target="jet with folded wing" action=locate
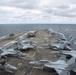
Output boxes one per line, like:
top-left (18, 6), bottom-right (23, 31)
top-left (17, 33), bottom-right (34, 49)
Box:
top-left (29, 55), bottom-right (66, 67)
top-left (16, 38), bottom-right (38, 45)
top-left (44, 57), bottom-right (76, 74)
top-left (51, 49), bottom-right (76, 59)
top-left (48, 28), bottom-right (66, 40)
top-left (0, 59), bottom-right (17, 73)
top-left (16, 38), bottom-right (37, 50)
top-left (42, 41), bottom-right (71, 50)
top-left (17, 42), bottom-right (36, 50)
top-left (29, 55), bottom-right (76, 75)
top-left (42, 36), bottom-right (75, 50)
top-left (0, 46), bottom-right (26, 58)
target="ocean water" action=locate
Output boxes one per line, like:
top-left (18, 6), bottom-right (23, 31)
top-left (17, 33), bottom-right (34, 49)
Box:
top-left (0, 24), bottom-right (76, 37)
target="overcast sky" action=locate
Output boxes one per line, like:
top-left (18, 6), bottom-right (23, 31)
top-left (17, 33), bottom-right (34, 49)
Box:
top-left (0, 0), bottom-right (76, 24)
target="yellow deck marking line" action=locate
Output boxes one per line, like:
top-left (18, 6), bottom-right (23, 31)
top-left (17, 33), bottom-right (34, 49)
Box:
top-left (13, 33), bottom-right (23, 36)
top-left (30, 68), bottom-right (34, 75)
top-left (18, 62), bottom-right (22, 66)
top-left (19, 51), bottom-right (36, 60)
top-left (4, 32), bottom-right (27, 47)
top-left (28, 52), bottom-right (36, 58)
top-left (31, 70), bottom-right (36, 75)
top-left (0, 36), bottom-right (6, 39)
top-left (0, 33), bottom-right (23, 47)
top-left (5, 41), bottom-right (15, 46)
top-left (20, 33), bottom-right (27, 38)
top-left (33, 67), bottom-right (43, 70)
top-left (0, 33), bottom-right (22, 40)
top-left (30, 66), bottom-right (43, 75)
top-left (28, 51), bottom-right (36, 58)
top-left (31, 52), bottom-right (36, 58)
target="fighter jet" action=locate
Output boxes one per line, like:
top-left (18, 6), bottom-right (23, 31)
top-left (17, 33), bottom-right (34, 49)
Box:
top-left (51, 42), bottom-right (71, 50)
top-left (29, 55), bottom-right (66, 67)
top-left (42, 41), bottom-right (71, 50)
top-left (0, 46), bottom-right (26, 58)
top-left (16, 38), bottom-right (38, 45)
top-left (17, 42), bottom-right (36, 50)
top-left (0, 58), bottom-right (17, 73)
top-left (44, 58), bottom-right (76, 74)
top-left (48, 28), bottom-right (75, 44)
top-left (42, 36), bottom-right (75, 50)
top-left (50, 49), bottom-right (76, 59)
top-left (29, 55), bottom-right (76, 75)
top-left (16, 38), bottom-right (37, 50)
top-left (48, 28), bottom-right (66, 40)
top-left (64, 32), bottom-right (73, 41)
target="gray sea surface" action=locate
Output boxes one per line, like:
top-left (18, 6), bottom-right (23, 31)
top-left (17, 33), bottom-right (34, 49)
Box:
top-left (0, 24), bottom-right (76, 37)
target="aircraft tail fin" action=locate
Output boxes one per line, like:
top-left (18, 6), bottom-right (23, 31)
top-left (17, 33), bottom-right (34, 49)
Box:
top-left (59, 55), bottom-right (66, 60)
top-left (69, 37), bottom-right (75, 45)
top-left (60, 70), bottom-right (70, 75)
top-left (60, 42), bottom-right (68, 49)
top-left (68, 35), bottom-right (72, 40)
top-left (60, 59), bottom-right (76, 75)
top-left (18, 43), bottom-right (23, 49)
top-left (64, 32), bottom-right (69, 39)
top-left (67, 57), bottom-right (75, 65)
top-left (71, 44), bottom-right (76, 50)
top-left (65, 62), bottom-right (76, 74)
top-left (1, 46), bottom-right (6, 51)
top-left (16, 38), bottom-right (23, 45)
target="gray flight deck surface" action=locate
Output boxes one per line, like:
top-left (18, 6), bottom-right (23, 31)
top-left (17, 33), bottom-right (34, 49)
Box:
top-left (0, 29), bottom-right (75, 75)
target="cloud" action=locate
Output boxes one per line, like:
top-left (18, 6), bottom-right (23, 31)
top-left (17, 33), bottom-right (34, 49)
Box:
top-left (57, 5), bottom-right (70, 9)
top-left (42, 4), bottom-right (76, 18)
top-left (53, 11), bottom-right (76, 18)
top-left (0, 0), bottom-right (76, 23)
top-left (0, 0), bottom-right (40, 9)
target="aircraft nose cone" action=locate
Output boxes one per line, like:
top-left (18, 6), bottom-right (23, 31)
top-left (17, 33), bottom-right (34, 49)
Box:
top-left (10, 66), bottom-right (17, 72)
top-left (13, 67), bottom-right (17, 70)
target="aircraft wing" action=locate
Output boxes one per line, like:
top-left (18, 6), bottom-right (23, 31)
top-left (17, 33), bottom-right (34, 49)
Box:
top-left (56, 55), bottom-right (67, 64)
top-left (56, 68), bottom-right (70, 75)
top-left (1, 51), bottom-right (15, 56)
top-left (1, 52), bottom-right (8, 56)
top-left (51, 44), bottom-right (61, 48)
top-left (23, 45), bottom-right (34, 49)
top-left (70, 53), bottom-right (76, 58)
top-left (44, 64), bottom-right (67, 75)
top-left (60, 70), bottom-right (70, 75)
top-left (55, 68), bottom-right (62, 74)
top-left (44, 64), bottom-right (65, 70)
top-left (44, 64), bottom-right (70, 75)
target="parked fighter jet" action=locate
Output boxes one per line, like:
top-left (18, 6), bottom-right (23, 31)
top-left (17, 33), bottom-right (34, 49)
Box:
top-left (50, 50), bottom-right (76, 59)
top-left (29, 55), bottom-right (76, 75)
top-left (29, 55), bottom-right (66, 67)
top-left (0, 58), bottom-right (17, 73)
top-left (16, 38), bottom-right (37, 50)
top-left (42, 41), bottom-right (71, 50)
top-left (44, 58), bottom-right (76, 74)
top-left (48, 28), bottom-right (75, 44)
top-left (42, 36), bottom-right (75, 50)
top-left (64, 32), bottom-right (73, 41)
top-left (48, 28), bottom-right (66, 40)
top-left (16, 38), bottom-right (38, 45)
top-left (17, 43), bottom-right (36, 50)
top-left (0, 46), bottom-right (26, 58)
